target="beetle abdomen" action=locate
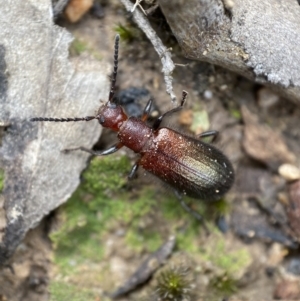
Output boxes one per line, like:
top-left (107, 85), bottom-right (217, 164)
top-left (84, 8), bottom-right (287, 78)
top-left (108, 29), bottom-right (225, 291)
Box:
top-left (140, 128), bottom-right (234, 200)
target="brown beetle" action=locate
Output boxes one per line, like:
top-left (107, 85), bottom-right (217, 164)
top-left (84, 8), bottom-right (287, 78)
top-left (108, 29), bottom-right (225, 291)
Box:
top-left (31, 35), bottom-right (234, 221)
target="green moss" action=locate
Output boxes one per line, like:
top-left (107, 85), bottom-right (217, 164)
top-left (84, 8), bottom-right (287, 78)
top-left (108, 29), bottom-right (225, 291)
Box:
top-left (70, 38), bottom-right (88, 56)
top-left (210, 274), bottom-right (237, 295)
top-left (200, 234), bottom-right (250, 275)
top-left (211, 198), bottom-right (231, 216)
top-left (49, 281), bottom-right (97, 301)
top-left (51, 155), bottom-right (128, 271)
top-left (69, 38), bottom-right (103, 60)
top-left (0, 169), bottom-right (4, 192)
top-left (230, 108), bottom-right (242, 120)
top-left (51, 153), bottom-right (248, 299)
top-left (159, 194), bottom-right (217, 253)
top-left (114, 23), bottom-right (142, 42)
top-left (51, 155), bottom-right (161, 275)
top-left (159, 194), bottom-right (184, 221)
top-left (193, 233), bottom-right (251, 298)
top-left (176, 229), bottom-right (201, 253)
top-left (160, 194), bottom-right (207, 221)
top-left (125, 226), bottom-right (162, 253)
top-left (155, 266), bottom-right (193, 301)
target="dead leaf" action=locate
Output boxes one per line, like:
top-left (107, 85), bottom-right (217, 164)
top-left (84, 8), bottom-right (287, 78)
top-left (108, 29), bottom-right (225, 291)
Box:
top-left (242, 106), bottom-right (296, 170)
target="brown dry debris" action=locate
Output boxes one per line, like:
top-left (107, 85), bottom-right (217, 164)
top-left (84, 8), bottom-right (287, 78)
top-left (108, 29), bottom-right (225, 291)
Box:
top-left (64, 0), bottom-right (93, 22)
top-left (110, 236), bottom-right (176, 298)
top-left (273, 279), bottom-right (300, 300)
top-left (286, 180), bottom-right (300, 240)
top-left (0, 221), bottom-right (52, 301)
top-left (241, 106), bottom-right (296, 170)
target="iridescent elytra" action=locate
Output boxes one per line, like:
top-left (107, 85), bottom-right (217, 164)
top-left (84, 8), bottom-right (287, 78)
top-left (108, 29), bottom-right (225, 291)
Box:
top-left (31, 34), bottom-right (234, 218)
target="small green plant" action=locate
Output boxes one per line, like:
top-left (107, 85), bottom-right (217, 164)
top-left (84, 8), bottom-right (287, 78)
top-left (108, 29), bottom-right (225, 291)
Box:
top-left (153, 265), bottom-right (193, 301)
top-left (114, 23), bottom-right (142, 42)
top-left (114, 23), bottom-right (135, 41)
top-left (210, 273), bottom-right (237, 295)
top-left (70, 38), bottom-right (88, 56)
top-left (230, 108), bottom-right (242, 120)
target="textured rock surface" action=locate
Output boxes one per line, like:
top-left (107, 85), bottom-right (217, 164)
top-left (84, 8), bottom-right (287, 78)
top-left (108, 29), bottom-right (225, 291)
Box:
top-left (159, 0), bottom-right (300, 103)
top-left (0, 0), bottom-right (110, 263)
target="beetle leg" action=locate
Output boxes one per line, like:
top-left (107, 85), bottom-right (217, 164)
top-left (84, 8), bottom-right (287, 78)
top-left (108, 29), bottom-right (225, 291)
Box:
top-left (174, 190), bottom-right (209, 234)
top-left (141, 99), bottom-right (153, 121)
top-left (216, 215), bottom-right (228, 233)
top-left (152, 90), bottom-right (188, 130)
top-left (198, 130), bottom-right (219, 142)
top-left (63, 142), bottom-right (123, 156)
top-left (128, 161), bottom-right (140, 180)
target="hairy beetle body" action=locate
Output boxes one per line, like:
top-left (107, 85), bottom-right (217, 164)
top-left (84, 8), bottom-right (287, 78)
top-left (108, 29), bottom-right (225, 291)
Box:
top-left (139, 128), bottom-right (234, 199)
top-left (31, 34), bottom-right (235, 221)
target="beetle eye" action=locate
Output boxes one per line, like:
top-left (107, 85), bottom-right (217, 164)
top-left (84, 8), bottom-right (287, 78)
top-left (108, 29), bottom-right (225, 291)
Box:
top-left (99, 116), bottom-right (105, 124)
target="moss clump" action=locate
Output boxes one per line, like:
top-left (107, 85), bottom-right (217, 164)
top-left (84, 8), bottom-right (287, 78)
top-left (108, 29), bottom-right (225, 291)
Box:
top-left (160, 194), bottom-right (208, 222)
top-left (230, 108), bottom-right (242, 120)
top-left (154, 266), bottom-right (193, 301)
top-left (210, 273), bottom-right (237, 295)
top-left (50, 154), bottom-right (248, 300)
top-left (51, 154), bottom-right (159, 275)
top-left (114, 23), bottom-right (143, 42)
top-left (125, 225), bottom-right (162, 253)
top-left (51, 155), bottom-right (130, 272)
top-left (196, 232), bottom-right (251, 298)
top-left (199, 233), bottom-right (251, 276)
top-left (70, 38), bottom-right (88, 56)
top-left (160, 194), bottom-right (220, 253)
top-left (212, 198), bottom-right (230, 215)
top-left (49, 281), bottom-right (97, 301)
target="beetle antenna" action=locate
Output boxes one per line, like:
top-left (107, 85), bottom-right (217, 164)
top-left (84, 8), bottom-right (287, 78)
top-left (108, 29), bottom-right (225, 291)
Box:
top-left (108, 34), bottom-right (120, 103)
top-left (30, 35), bottom-right (121, 123)
top-left (30, 116), bottom-right (96, 122)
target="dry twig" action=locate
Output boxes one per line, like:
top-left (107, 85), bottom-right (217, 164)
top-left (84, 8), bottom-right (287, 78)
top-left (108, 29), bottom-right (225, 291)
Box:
top-left (119, 0), bottom-right (177, 104)
top-left (131, 0), bottom-right (147, 14)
